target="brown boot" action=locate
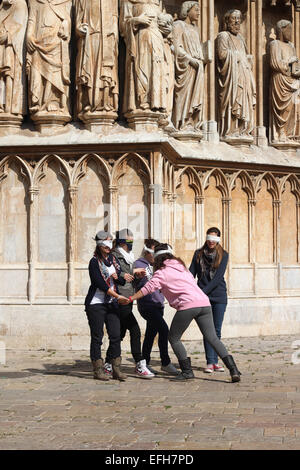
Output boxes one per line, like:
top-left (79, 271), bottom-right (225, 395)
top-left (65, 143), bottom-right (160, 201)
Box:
top-left (111, 356), bottom-right (127, 381)
top-left (92, 359), bottom-right (109, 381)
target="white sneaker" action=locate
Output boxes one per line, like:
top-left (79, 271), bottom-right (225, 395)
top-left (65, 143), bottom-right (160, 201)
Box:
top-left (213, 364), bottom-right (225, 372)
top-left (135, 359), bottom-right (155, 379)
top-left (104, 362), bottom-right (112, 377)
top-left (161, 363), bottom-right (180, 375)
top-left (204, 364), bottom-right (214, 373)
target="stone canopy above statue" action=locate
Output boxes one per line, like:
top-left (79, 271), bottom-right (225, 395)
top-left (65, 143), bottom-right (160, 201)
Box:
top-left (0, 0), bottom-right (300, 150)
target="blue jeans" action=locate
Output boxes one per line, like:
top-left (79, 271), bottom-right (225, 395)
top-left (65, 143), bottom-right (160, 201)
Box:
top-left (203, 302), bottom-right (227, 365)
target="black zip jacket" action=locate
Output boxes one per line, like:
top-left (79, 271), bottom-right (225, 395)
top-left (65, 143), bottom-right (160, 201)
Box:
top-left (84, 254), bottom-right (125, 307)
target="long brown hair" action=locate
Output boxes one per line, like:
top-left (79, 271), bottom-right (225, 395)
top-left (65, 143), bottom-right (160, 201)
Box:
top-left (197, 227), bottom-right (224, 270)
top-left (153, 244), bottom-right (186, 272)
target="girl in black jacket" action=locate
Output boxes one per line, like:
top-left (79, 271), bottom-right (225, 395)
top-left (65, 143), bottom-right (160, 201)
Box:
top-left (189, 227), bottom-right (229, 374)
top-left (85, 230), bottom-right (128, 381)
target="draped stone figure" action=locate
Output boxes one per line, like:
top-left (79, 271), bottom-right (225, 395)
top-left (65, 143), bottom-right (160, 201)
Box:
top-left (0, 0), bottom-right (27, 127)
top-left (119, 0), bottom-right (167, 130)
top-left (217, 10), bottom-right (256, 143)
top-left (269, 20), bottom-right (300, 145)
top-left (157, 12), bottom-right (174, 131)
top-left (26, 0), bottom-right (72, 131)
top-left (171, 1), bottom-right (206, 140)
top-left (75, 0), bottom-right (119, 130)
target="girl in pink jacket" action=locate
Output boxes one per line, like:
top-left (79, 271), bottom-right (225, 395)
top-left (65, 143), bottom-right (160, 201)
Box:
top-left (120, 244), bottom-right (241, 382)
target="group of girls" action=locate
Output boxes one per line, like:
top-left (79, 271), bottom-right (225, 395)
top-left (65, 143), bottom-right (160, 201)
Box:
top-left (84, 227), bottom-right (241, 383)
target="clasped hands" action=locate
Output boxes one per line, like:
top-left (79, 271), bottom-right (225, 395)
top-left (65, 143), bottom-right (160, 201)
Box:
top-left (117, 296), bottom-right (132, 305)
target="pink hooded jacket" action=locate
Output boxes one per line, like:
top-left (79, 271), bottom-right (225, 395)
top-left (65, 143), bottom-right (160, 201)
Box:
top-left (140, 259), bottom-right (210, 311)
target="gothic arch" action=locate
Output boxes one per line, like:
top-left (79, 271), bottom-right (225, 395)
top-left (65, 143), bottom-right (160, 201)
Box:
top-left (0, 155), bottom-right (32, 186)
top-left (255, 172), bottom-right (280, 201)
top-left (111, 152), bottom-right (151, 187)
top-left (202, 168), bottom-right (230, 199)
top-left (280, 174), bottom-right (300, 203)
top-left (32, 154), bottom-right (72, 187)
top-left (71, 153), bottom-right (111, 187)
top-left (175, 166), bottom-right (203, 197)
top-left (229, 170), bottom-right (256, 200)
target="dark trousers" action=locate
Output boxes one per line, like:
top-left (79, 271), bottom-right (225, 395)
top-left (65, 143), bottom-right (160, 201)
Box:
top-left (139, 304), bottom-right (170, 367)
top-left (203, 302), bottom-right (227, 365)
top-left (86, 303), bottom-right (121, 362)
top-left (117, 303), bottom-right (143, 363)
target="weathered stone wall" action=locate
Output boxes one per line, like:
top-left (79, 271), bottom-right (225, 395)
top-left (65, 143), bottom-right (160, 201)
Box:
top-left (0, 1), bottom-right (300, 349)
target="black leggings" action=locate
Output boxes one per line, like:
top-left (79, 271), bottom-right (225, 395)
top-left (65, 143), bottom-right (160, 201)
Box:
top-left (86, 303), bottom-right (121, 362)
top-left (139, 304), bottom-right (170, 367)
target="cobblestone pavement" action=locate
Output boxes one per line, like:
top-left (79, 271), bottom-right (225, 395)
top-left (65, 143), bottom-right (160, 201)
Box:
top-left (0, 334), bottom-right (300, 450)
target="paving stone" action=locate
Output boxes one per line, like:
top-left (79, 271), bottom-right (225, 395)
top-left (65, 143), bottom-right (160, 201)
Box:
top-left (1, 334), bottom-right (300, 450)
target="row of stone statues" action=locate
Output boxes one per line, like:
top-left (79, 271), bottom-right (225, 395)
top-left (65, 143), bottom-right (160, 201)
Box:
top-left (0, 0), bottom-right (299, 145)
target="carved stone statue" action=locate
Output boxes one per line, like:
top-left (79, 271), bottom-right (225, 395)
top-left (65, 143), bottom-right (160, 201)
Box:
top-left (171, 1), bottom-right (206, 140)
top-left (217, 9), bottom-right (256, 143)
top-left (119, 0), bottom-right (167, 130)
top-left (269, 20), bottom-right (300, 145)
top-left (75, 0), bottom-right (119, 131)
top-left (157, 12), bottom-right (174, 131)
top-left (0, 0), bottom-right (28, 128)
top-left (26, 0), bottom-right (72, 131)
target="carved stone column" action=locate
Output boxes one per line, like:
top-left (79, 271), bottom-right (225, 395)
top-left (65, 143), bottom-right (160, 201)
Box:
top-left (273, 199), bottom-right (281, 294)
top-left (248, 198), bottom-right (257, 295)
top-left (169, 194), bottom-right (177, 249)
top-left (297, 202), bottom-right (300, 263)
top-left (292, 1), bottom-right (300, 55)
top-left (273, 199), bottom-right (281, 266)
top-left (109, 185), bottom-right (118, 235)
top-left (67, 186), bottom-right (77, 303)
top-left (222, 197), bottom-right (231, 293)
top-left (28, 186), bottom-right (39, 303)
top-left (205, 0), bottom-right (219, 143)
top-left (254, 0), bottom-right (268, 146)
top-left (162, 189), bottom-right (170, 243)
top-left (195, 195), bottom-right (204, 248)
top-left (222, 198), bottom-right (231, 252)
top-left (248, 199), bottom-right (256, 263)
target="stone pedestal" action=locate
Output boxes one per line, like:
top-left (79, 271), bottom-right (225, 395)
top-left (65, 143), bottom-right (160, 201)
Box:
top-left (80, 111), bottom-right (118, 134)
top-left (221, 135), bottom-right (254, 146)
top-left (255, 126), bottom-right (268, 147)
top-left (31, 113), bottom-right (71, 134)
top-left (270, 140), bottom-right (300, 153)
top-left (202, 120), bottom-right (219, 143)
top-left (170, 128), bottom-right (203, 142)
top-left (0, 114), bottom-right (23, 133)
top-left (125, 110), bottom-right (166, 132)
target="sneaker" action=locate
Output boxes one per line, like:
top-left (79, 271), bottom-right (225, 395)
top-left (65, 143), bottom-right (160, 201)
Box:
top-left (161, 362), bottom-right (180, 375)
top-left (213, 363), bottom-right (225, 372)
top-left (147, 364), bottom-right (158, 375)
top-left (104, 362), bottom-right (112, 377)
top-left (204, 364), bottom-right (214, 373)
top-left (135, 359), bottom-right (155, 379)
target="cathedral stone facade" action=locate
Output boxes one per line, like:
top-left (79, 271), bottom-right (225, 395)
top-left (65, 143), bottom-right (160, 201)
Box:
top-left (0, 0), bottom-right (300, 349)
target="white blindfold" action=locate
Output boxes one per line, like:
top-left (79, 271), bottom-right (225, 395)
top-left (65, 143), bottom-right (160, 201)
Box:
top-left (206, 235), bottom-right (221, 243)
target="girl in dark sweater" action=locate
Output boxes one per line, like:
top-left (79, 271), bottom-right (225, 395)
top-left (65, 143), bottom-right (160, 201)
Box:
top-left (189, 227), bottom-right (229, 374)
top-left (85, 230), bottom-right (128, 381)
top-left (134, 239), bottom-right (179, 375)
